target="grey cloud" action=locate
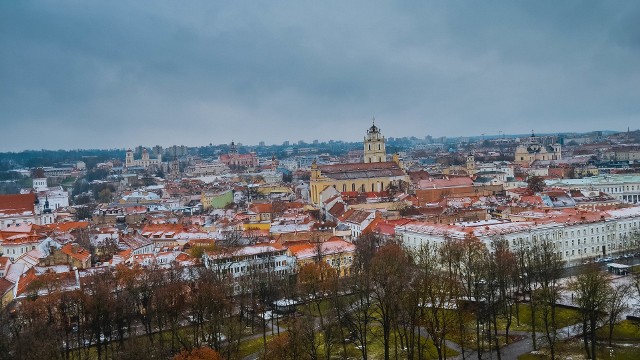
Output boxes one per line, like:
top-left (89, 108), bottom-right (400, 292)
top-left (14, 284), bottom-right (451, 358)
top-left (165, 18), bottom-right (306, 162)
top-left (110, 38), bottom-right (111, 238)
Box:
top-left (1, 1), bottom-right (639, 151)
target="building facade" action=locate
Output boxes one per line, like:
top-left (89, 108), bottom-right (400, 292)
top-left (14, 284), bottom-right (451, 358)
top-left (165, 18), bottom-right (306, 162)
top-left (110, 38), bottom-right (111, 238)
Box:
top-left (364, 119), bottom-right (386, 163)
top-left (546, 174), bottom-right (640, 204)
top-left (125, 148), bottom-right (162, 169)
top-left (219, 142), bottom-right (258, 168)
top-left (397, 207), bottom-right (640, 267)
top-left (514, 133), bottom-right (562, 165)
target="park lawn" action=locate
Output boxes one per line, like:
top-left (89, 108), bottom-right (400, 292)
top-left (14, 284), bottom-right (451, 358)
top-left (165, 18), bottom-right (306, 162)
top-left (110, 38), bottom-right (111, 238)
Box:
top-left (596, 320), bottom-right (640, 342)
top-left (518, 354), bottom-right (546, 360)
top-left (364, 324), bottom-right (459, 359)
top-left (238, 334), bottom-right (274, 358)
top-left (519, 337), bottom-right (640, 360)
top-left (501, 304), bottom-right (581, 331)
top-left (297, 298), bottom-right (335, 317)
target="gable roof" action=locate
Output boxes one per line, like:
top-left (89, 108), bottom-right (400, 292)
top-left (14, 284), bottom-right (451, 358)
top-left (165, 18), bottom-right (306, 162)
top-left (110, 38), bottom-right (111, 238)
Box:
top-left (418, 177), bottom-right (473, 189)
top-left (339, 209), bottom-right (374, 224)
top-left (60, 243), bottom-right (91, 263)
top-left (318, 161), bottom-right (405, 180)
top-left (0, 193), bottom-right (36, 215)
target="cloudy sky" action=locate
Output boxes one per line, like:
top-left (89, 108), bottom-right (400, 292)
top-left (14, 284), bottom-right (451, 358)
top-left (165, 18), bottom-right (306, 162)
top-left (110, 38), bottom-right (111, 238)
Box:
top-left (1, 1), bottom-right (639, 151)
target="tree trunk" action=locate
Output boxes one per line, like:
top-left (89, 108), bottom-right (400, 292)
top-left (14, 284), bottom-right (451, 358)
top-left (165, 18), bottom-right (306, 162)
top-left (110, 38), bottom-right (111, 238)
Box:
top-left (582, 320), bottom-right (591, 360)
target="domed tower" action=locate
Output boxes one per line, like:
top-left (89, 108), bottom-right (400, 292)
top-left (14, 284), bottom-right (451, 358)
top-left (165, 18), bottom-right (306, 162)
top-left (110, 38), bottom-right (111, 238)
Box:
top-left (32, 168), bottom-right (48, 192)
top-left (141, 147), bottom-right (150, 161)
top-left (364, 117), bottom-right (386, 163)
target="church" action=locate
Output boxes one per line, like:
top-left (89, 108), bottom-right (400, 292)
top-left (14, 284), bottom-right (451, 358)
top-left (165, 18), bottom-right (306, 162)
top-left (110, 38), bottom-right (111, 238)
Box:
top-left (310, 120), bottom-right (409, 205)
top-left (219, 141), bottom-right (258, 169)
top-left (514, 132), bottom-right (562, 166)
top-left (125, 148), bottom-right (162, 169)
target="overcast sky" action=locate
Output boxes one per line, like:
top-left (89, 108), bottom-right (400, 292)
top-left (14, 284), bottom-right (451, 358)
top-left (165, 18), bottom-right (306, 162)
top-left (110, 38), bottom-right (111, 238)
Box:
top-left (1, 1), bottom-right (639, 151)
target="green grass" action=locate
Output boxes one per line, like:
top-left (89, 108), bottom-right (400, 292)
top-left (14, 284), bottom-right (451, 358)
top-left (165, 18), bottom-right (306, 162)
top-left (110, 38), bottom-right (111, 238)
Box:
top-left (518, 336), bottom-right (640, 360)
top-left (362, 324), bottom-right (459, 359)
top-left (238, 334), bottom-right (273, 358)
top-left (503, 304), bottom-right (581, 331)
top-left (297, 298), bottom-right (335, 317)
top-left (596, 320), bottom-right (640, 341)
top-left (518, 354), bottom-right (547, 360)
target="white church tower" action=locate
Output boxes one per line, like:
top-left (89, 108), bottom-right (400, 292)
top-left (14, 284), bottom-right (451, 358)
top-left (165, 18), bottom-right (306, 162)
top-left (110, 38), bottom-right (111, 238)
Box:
top-left (364, 118), bottom-right (386, 163)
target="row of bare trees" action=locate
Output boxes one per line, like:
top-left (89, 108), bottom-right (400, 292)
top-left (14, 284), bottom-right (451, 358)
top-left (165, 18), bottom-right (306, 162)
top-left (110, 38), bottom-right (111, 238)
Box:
top-left (0, 231), bottom-right (636, 360)
top-left (267, 232), bottom-right (636, 360)
top-left (0, 265), bottom-right (244, 360)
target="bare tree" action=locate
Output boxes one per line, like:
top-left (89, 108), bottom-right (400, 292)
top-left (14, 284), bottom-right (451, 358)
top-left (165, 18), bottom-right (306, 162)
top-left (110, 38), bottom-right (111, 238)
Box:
top-left (569, 265), bottom-right (611, 360)
top-left (532, 241), bottom-right (565, 360)
top-left (606, 281), bottom-right (632, 347)
top-left (371, 243), bottom-right (412, 360)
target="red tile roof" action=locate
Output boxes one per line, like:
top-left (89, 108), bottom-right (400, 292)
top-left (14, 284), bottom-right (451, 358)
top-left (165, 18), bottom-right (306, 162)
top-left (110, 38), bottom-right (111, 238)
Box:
top-left (17, 267), bottom-right (38, 296)
top-left (60, 243), bottom-right (91, 263)
top-left (0, 193), bottom-right (36, 214)
top-left (418, 177), bottom-right (473, 189)
top-left (249, 203), bottom-right (272, 213)
top-left (45, 221), bottom-right (90, 232)
top-left (0, 278), bottom-right (14, 296)
top-left (318, 161), bottom-right (405, 180)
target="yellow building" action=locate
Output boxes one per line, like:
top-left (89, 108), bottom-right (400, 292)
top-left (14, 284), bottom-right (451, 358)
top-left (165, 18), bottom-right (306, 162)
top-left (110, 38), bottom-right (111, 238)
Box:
top-left (514, 133), bottom-right (562, 165)
top-left (287, 238), bottom-right (356, 277)
top-left (309, 122), bottom-right (410, 205)
top-left (364, 119), bottom-right (386, 163)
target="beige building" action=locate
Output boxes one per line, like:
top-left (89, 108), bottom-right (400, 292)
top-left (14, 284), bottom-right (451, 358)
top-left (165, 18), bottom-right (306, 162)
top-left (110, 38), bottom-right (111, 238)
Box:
top-left (514, 133), bottom-right (562, 165)
top-left (125, 148), bottom-right (162, 169)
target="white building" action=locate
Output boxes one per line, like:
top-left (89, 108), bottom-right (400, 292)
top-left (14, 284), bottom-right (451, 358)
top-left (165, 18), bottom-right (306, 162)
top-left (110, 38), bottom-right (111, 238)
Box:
top-left (0, 193), bottom-right (55, 230)
top-left (203, 243), bottom-right (295, 292)
top-left (24, 174), bottom-right (69, 212)
top-left (397, 207), bottom-right (640, 267)
top-left (125, 148), bottom-right (162, 169)
top-left (546, 174), bottom-right (640, 204)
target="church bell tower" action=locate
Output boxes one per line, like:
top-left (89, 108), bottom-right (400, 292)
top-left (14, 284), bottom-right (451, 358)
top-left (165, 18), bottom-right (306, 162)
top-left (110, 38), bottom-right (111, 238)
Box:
top-left (364, 117), bottom-right (386, 163)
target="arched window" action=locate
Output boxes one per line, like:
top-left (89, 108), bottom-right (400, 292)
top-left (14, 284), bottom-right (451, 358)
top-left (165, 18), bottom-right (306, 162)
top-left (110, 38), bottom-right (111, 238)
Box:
top-left (368, 144), bottom-right (371, 150)
top-left (352, 183), bottom-right (356, 192)
top-left (378, 144), bottom-right (381, 150)
top-left (342, 184), bottom-right (346, 192)
top-left (372, 184), bottom-right (375, 192)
